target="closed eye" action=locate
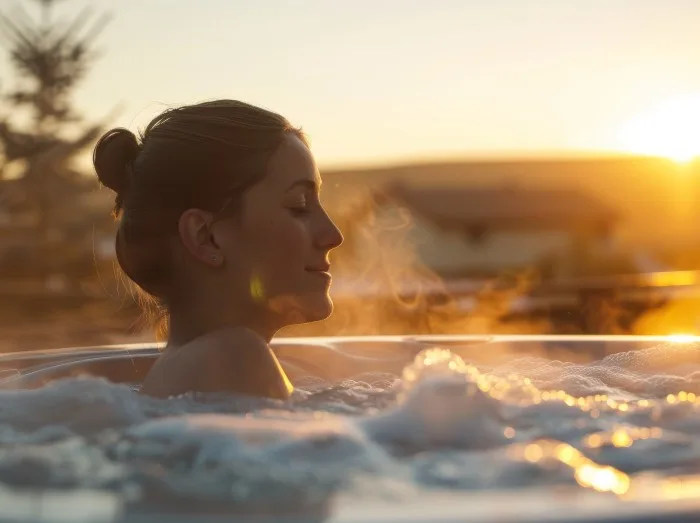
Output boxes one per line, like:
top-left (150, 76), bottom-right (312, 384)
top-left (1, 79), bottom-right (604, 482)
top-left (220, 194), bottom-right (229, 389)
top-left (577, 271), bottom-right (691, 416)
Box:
top-left (290, 206), bottom-right (310, 216)
top-left (288, 200), bottom-right (311, 216)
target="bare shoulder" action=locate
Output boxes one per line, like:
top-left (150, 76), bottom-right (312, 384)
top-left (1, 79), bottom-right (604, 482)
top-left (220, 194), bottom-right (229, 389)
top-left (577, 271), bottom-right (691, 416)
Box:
top-left (200, 327), bottom-right (292, 398)
top-left (140, 327), bottom-right (291, 399)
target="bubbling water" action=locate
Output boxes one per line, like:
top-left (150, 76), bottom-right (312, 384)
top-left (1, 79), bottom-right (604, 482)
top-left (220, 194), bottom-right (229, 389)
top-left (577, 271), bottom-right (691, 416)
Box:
top-left (0, 342), bottom-right (700, 521)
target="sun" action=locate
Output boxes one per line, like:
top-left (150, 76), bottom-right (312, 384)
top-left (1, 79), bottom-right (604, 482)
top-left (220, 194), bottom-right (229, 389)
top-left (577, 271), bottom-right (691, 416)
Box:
top-left (615, 94), bottom-right (700, 163)
top-left (667, 333), bottom-right (697, 344)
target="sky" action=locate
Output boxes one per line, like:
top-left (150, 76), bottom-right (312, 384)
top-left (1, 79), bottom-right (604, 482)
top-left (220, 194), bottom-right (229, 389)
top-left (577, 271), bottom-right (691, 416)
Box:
top-left (2, 0), bottom-right (700, 168)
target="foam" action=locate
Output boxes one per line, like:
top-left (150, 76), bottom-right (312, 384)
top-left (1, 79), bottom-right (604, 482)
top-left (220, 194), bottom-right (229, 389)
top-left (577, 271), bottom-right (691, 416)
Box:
top-left (1, 341), bottom-right (700, 521)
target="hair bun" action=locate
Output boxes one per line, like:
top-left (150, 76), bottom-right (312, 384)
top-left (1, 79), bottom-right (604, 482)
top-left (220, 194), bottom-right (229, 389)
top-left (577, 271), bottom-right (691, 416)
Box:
top-left (93, 127), bottom-right (140, 198)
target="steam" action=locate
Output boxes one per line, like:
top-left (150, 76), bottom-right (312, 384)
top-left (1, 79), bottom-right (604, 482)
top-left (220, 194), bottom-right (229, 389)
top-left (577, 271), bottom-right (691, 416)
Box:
top-left (282, 181), bottom-right (550, 338)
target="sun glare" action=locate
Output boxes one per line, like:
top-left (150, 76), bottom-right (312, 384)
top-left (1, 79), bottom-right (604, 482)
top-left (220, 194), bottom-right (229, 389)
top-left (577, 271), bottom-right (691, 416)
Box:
top-left (615, 94), bottom-right (700, 163)
top-left (667, 334), bottom-right (696, 344)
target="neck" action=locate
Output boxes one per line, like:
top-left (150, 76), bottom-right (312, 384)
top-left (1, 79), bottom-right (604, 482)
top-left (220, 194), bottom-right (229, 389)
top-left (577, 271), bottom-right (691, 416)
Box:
top-left (166, 300), bottom-right (277, 348)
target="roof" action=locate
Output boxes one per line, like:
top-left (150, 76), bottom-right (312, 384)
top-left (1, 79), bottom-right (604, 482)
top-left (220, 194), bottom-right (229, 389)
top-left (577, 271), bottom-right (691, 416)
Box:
top-left (323, 155), bottom-right (685, 185)
top-left (384, 182), bottom-right (619, 230)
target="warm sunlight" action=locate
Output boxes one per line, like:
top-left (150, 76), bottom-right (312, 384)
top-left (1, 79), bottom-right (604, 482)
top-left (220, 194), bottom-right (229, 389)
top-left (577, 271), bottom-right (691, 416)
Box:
top-left (667, 334), bottom-right (697, 344)
top-left (615, 94), bottom-right (700, 163)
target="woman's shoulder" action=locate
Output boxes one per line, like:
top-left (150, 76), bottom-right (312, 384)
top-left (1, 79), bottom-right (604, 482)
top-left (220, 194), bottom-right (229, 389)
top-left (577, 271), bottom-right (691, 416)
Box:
top-left (150, 327), bottom-right (294, 399)
top-left (198, 327), bottom-right (293, 399)
top-left (141, 327), bottom-right (292, 400)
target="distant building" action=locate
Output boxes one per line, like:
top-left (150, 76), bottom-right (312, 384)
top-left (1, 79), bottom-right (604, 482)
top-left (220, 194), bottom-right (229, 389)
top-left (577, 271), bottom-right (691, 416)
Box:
top-left (376, 182), bottom-right (619, 280)
top-left (319, 157), bottom-right (683, 284)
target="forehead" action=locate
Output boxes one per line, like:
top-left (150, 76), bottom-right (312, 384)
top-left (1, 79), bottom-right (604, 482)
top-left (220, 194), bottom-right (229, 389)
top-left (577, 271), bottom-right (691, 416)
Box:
top-left (262, 134), bottom-right (321, 190)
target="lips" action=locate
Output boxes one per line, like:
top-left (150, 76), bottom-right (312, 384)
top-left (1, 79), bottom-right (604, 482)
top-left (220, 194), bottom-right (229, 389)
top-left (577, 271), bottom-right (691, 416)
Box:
top-left (306, 264), bottom-right (331, 272)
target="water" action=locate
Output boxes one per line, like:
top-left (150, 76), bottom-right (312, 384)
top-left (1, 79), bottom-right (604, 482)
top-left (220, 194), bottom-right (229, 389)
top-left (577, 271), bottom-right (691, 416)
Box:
top-left (1, 339), bottom-right (700, 522)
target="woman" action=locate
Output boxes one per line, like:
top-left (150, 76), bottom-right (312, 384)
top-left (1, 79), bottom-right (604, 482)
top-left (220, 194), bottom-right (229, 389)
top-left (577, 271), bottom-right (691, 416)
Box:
top-left (93, 100), bottom-right (344, 399)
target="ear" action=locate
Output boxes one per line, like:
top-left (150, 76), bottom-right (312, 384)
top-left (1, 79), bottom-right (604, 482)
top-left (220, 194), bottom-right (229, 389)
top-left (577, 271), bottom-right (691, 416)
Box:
top-left (177, 208), bottom-right (223, 267)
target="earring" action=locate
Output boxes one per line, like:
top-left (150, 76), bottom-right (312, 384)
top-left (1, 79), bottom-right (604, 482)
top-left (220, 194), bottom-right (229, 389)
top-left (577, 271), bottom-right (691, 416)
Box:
top-left (211, 255), bottom-right (219, 262)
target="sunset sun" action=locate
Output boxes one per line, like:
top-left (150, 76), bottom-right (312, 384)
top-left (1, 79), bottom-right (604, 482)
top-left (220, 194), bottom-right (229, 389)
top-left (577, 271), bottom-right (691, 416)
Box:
top-left (615, 94), bottom-right (700, 163)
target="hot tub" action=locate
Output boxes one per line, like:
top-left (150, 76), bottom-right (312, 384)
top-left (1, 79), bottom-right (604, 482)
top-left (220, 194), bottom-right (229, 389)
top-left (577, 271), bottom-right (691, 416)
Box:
top-left (0, 334), bottom-right (699, 523)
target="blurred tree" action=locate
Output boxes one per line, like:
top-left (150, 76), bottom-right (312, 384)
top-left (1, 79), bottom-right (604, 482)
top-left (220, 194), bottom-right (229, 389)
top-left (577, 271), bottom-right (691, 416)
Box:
top-left (0, 0), bottom-right (116, 285)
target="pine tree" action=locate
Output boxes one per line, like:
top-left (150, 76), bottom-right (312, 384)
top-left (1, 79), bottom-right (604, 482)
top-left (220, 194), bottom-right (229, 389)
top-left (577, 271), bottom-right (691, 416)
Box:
top-left (0, 0), bottom-right (114, 284)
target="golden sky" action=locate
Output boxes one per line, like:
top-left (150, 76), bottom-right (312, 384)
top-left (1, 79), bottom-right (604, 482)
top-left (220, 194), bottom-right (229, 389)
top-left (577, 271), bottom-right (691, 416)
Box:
top-left (2, 0), bottom-right (700, 168)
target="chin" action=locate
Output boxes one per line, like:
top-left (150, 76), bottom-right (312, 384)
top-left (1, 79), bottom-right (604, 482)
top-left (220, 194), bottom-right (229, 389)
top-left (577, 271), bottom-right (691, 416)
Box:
top-left (301, 295), bottom-right (334, 323)
top-left (271, 292), bottom-right (334, 326)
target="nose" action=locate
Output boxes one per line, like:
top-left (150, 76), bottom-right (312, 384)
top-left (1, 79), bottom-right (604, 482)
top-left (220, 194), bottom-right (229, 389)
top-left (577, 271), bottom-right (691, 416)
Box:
top-left (314, 209), bottom-right (344, 251)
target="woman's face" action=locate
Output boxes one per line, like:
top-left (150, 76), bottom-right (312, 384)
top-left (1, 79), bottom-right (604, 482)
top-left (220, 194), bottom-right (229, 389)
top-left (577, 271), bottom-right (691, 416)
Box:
top-left (214, 135), bottom-right (344, 331)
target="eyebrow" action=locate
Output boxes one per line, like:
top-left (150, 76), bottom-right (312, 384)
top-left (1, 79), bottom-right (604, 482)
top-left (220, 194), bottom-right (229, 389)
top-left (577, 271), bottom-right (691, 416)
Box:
top-left (285, 179), bottom-right (321, 192)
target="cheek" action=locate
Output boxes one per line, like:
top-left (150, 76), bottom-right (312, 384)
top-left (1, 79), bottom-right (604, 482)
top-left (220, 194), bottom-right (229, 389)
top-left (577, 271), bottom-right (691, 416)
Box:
top-left (247, 213), bottom-right (309, 271)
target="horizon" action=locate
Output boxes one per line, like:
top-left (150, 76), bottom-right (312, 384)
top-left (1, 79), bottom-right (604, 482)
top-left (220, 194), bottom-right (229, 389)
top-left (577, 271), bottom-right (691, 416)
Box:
top-left (320, 149), bottom-right (682, 172)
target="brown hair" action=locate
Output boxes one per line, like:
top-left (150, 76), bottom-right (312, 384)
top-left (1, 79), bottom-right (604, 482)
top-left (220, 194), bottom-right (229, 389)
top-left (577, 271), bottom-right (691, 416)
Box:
top-left (93, 99), bottom-right (305, 310)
